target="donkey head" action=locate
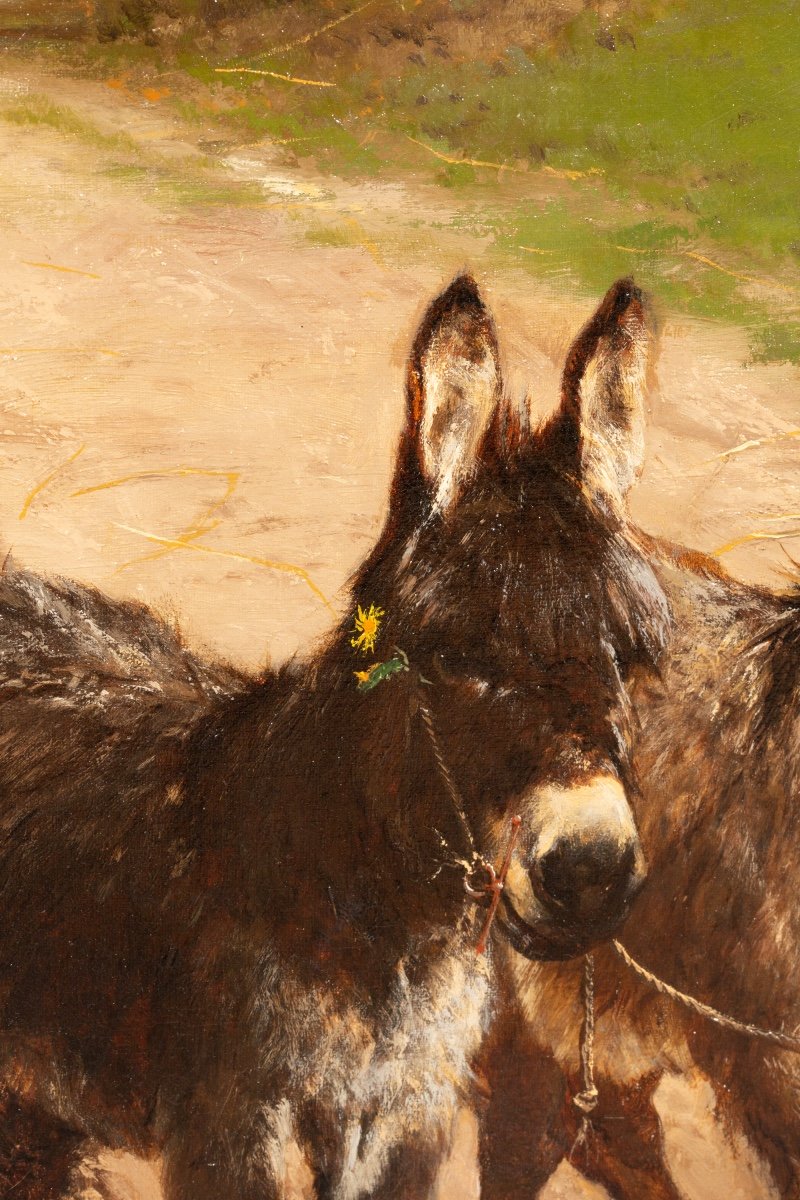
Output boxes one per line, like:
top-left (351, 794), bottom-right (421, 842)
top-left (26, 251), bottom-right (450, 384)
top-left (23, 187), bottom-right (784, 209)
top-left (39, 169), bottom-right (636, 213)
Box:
top-left (354, 275), bottom-right (668, 960)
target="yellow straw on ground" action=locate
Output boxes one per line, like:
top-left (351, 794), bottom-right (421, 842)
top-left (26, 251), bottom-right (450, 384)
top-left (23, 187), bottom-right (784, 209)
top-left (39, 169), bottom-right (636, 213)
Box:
top-left (19, 445), bottom-right (86, 521)
top-left (714, 528), bottom-right (800, 556)
top-left (214, 67), bottom-right (335, 87)
top-left (116, 523), bottom-right (336, 615)
top-left (705, 429), bottom-right (800, 464)
top-left (23, 261), bottom-right (100, 279)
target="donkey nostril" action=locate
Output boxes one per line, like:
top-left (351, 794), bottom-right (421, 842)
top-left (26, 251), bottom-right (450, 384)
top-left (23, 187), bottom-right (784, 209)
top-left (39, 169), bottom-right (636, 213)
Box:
top-left (537, 839), bottom-right (638, 916)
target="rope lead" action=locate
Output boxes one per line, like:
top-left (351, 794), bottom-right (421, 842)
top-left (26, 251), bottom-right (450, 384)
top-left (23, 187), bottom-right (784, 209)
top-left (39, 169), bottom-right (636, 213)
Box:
top-left (570, 953), bottom-right (598, 1165)
top-left (612, 940), bottom-right (800, 1054)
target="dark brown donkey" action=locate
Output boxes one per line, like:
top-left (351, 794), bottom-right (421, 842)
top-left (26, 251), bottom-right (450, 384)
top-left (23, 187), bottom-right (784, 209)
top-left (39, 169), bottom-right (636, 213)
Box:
top-left (0, 275), bottom-right (667, 1200)
top-left (478, 388), bottom-right (800, 1197)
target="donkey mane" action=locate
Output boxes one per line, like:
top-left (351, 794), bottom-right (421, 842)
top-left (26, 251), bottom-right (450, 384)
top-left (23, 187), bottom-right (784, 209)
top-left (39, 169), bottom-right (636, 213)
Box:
top-left (687, 587), bottom-right (800, 846)
top-left (743, 588), bottom-right (800, 744)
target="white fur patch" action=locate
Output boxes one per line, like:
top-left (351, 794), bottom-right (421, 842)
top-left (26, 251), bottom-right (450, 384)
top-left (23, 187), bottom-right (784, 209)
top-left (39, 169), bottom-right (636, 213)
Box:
top-left (275, 941), bottom-right (490, 1199)
top-left (419, 330), bottom-right (499, 514)
top-left (530, 773), bottom-right (637, 858)
top-left (579, 319), bottom-right (650, 510)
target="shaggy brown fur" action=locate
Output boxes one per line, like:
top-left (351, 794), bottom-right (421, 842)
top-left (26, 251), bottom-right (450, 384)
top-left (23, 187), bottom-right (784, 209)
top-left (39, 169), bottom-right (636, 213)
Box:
top-left (0, 275), bottom-right (667, 1199)
top-left (478, 466), bottom-right (800, 1193)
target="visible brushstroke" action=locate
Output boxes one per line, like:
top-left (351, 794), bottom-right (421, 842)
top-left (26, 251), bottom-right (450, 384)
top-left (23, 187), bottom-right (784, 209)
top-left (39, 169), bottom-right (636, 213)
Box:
top-left (72, 467), bottom-right (240, 500)
top-left (0, 347), bottom-right (120, 356)
top-left (265, 0), bottom-right (378, 56)
top-left (214, 67), bottom-right (336, 88)
top-left (405, 134), bottom-right (520, 174)
top-left (541, 165), bottom-right (603, 181)
top-left (115, 521), bottom-right (336, 615)
top-left (18, 444), bottom-right (86, 521)
top-left (127, 474), bottom-right (241, 570)
top-left (353, 651), bottom-right (408, 692)
top-left (141, 87), bottom-right (171, 103)
top-left (72, 468), bottom-right (242, 572)
top-left (344, 217), bottom-right (384, 267)
top-left (756, 512), bottom-right (800, 525)
top-left (350, 602), bottom-right (384, 654)
top-left (613, 246), bottom-right (798, 297)
top-left (706, 429), bottom-right (800, 464)
top-left (2, 93), bottom-right (140, 155)
top-left (683, 250), bottom-right (797, 297)
top-left (615, 244), bottom-right (655, 255)
top-left (713, 527), bottom-right (800, 558)
top-left (22, 260), bottom-right (100, 278)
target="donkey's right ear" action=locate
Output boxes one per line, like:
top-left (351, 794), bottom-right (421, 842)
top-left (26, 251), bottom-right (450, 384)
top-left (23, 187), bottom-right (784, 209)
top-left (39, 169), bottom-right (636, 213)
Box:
top-left (402, 273), bottom-right (501, 515)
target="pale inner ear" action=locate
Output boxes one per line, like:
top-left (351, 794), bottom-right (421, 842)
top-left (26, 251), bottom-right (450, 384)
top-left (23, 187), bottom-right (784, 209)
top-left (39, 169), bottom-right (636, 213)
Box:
top-left (419, 328), bottom-right (500, 513)
top-left (579, 334), bottom-right (649, 508)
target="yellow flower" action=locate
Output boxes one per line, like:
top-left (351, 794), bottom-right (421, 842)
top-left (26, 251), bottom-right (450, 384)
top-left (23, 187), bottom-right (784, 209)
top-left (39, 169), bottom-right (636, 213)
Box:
top-left (350, 603), bottom-right (384, 654)
top-left (354, 666), bottom-right (376, 684)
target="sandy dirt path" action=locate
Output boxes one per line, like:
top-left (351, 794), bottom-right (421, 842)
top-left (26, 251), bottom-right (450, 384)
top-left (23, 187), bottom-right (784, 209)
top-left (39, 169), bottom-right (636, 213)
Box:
top-left (0, 55), bottom-right (797, 1200)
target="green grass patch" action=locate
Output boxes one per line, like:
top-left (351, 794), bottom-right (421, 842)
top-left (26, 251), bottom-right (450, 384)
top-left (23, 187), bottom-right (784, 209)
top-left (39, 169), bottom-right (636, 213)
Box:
top-left (99, 159), bottom-right (266, 206)
top-left (749, 322), bottom-right (800, 367)
top-left (382, 0), bottom-right (798, 260)
top-left (1, 93), bottom-right (141, 155)
top-left (9, 0), bottom-right (799, 359)
top-left (1, 93), bottom-right (265, 209)
top-left (31, 0), bottom-right (800, 259)
top-left (487, 197), bottom-right (800, 363)
top-left (161, 0), bottom-right (794, 295)
top-left (304, 223), bottom-right (364, 249)
top-left (156, 173), bottom-right (265, 206)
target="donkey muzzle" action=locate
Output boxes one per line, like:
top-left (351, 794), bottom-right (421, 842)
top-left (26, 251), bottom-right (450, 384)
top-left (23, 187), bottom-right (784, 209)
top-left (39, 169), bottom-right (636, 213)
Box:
top-left (497, 773), bottom-right (645, 961)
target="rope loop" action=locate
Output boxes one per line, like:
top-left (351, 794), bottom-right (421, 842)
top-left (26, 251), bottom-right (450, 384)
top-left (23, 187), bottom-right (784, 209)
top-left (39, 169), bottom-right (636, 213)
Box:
top-left (573, 1086), bottom-right (599, 1115)
top-left (417, 687), bottom-right (522, 954)
top-left (463, 857), bottom-right (497, 902)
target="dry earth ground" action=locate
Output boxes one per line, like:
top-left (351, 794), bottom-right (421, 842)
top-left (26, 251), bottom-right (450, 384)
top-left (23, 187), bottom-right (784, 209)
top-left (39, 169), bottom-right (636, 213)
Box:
top-left (0, 57), bottom-right (797, 1200)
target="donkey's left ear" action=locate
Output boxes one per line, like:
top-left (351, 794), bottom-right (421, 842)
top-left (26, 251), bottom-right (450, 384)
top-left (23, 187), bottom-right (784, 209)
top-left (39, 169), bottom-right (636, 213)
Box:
top-left (405, 273), bottom-right (501, 514)
top-left (560, 278), bottom-right (656, 511)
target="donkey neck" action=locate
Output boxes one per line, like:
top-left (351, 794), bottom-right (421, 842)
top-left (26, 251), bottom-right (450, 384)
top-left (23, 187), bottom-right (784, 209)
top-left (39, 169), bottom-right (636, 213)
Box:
top-left (191, 658), bottom-right (476, 992)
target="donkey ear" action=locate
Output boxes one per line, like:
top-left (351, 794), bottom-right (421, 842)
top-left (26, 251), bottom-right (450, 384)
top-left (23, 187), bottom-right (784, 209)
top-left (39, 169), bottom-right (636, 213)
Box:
top-left (560, 278), bottom-right (655, 510)
top-left (405, 273), bottom-right (501, 514)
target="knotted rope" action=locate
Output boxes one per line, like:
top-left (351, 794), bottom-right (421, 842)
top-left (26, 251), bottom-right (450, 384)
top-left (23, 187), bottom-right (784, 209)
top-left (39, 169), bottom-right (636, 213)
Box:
top-left (567, 938), bottom-right (800, 1171)
top-left (569, 953), bottom-right (598, 1164)
top-left (568, 938), bottom-right (800, 1168)
top-left (418, 696), bottom-right (521, 953)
